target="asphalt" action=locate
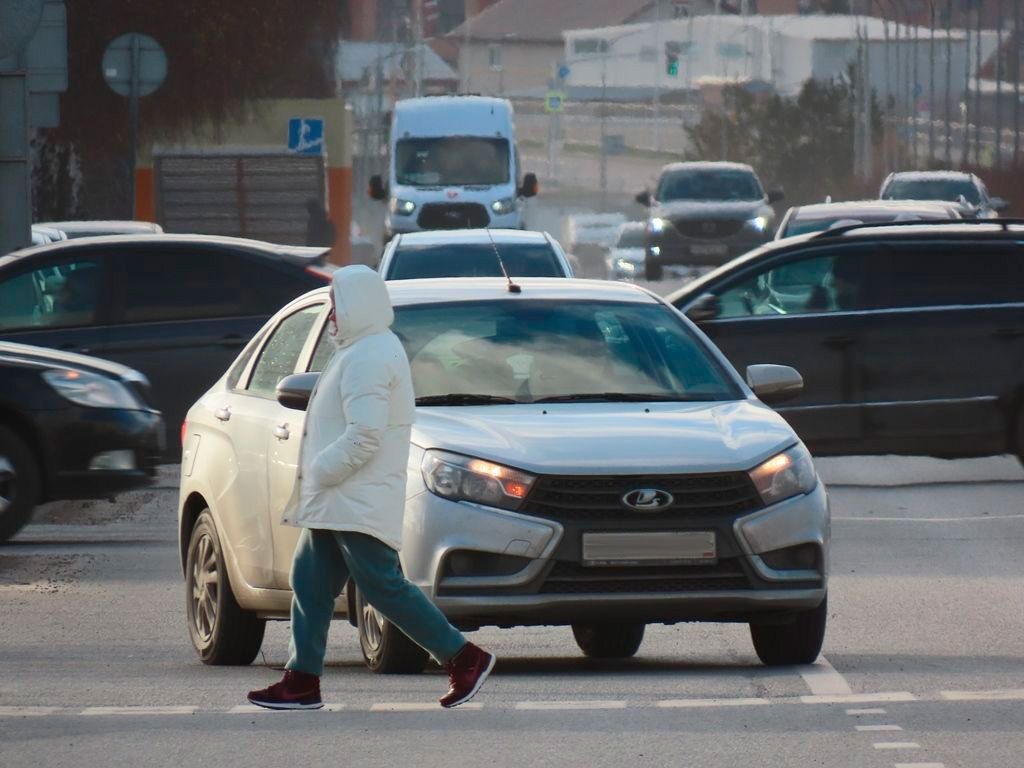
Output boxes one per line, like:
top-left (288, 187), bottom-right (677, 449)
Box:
top-left (1, 456), bottom-right (1021, 768)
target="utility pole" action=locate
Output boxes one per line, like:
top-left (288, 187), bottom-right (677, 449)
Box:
top-left (411, 0), bottom-right (423, 98)
top-left (600, 53), bottom-right (608, 212)
top-left (1015, 0), bottom-right (1022, 168)
top-left (884, 14), bottom-right (893, 173)
top-left (854, 25), bottom-right (863, 180)
top-left (894, 10), bottom-right (903, 168)
top-left (653, 0), bottom-right (662, 152)
top-left (944, 0), bottom-right (953, 166)
top-left (912, 10), bottom-right (919, 166)
top-left (928, 1), bottom-right (936, 165)
top-left (863, 16), bottom-right (873, 181)
top-left (995, 0), bottom-right (1004, 169)
top-left (975, 2), bottom-right (982, 167)
top-left (961, 1), bottom-right (972, 168)
top-left (462, 2), bottom-right (472, 93)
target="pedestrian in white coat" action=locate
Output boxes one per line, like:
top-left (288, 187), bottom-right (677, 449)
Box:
top-left (248, 265), bottom-right (495, 710)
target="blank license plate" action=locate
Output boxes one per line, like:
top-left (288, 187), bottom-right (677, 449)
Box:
top-left (582, 531), bottom-right (717, 566)
top-left (690, 244), bottom-right (728, 257)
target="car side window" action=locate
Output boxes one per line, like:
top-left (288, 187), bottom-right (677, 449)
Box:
top-left (715, 250), bottom-right (865, 318)
top-left (308, 323), bottom-right (336, 373)
top-left (0, 256), bottom-right (102, 331)
top-left (246, 305), bottom-right (321, 397)
top-left (117, 250), bottom-right (246, 323)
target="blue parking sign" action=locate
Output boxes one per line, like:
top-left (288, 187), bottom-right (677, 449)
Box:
top-left (288, 117), bottom-right (324, 155)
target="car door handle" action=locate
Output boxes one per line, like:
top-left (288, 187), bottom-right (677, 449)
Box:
top-left (825, 335), bottom-right (858, 349)
top-left (214, 406), bottom-right (232, 422)
top-left (993, 327), bottom-right (1024, 340)
top-left (219, 334), bottom-right (246, 349)
top-left (274, 423), bottom-right (290, 441)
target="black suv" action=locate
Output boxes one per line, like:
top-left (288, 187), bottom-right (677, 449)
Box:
top-left (668, 220), bottom-right (1024, 462)
top-left (637, 161), bottom-right (783, 280)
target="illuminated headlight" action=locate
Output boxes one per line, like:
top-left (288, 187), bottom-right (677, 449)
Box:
top-left (748, 444), bottom-right (817, 506)
top-left (421, 449), bottom-right (536, 511)
top-left (491, 197), bottom-right (517, 215)
top-left (42, 369), bottom-right (143, 410)
top-left (746, 215), bottom-right (770, 233)
top-left (647, 217), bottom-right (669, 236)
top-left (390, 198), bottom-right (417, 216)
top-left (613, 258), bottom-right (640, 275)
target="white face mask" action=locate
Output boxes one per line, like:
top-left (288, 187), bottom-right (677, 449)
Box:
top-left (327, 305), bottom-right (343, 347)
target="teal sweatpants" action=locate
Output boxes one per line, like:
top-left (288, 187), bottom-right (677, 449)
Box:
top-left (285, 527), bottom-right (466, 676)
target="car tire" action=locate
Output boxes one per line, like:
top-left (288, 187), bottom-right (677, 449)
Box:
top-left (0, 426), bottom-right (40, 544)
top-left (644, 259), bottom-right (664, 281)
top-left (1015, 404), bottom-right (1024, 467)
top-left (355, 588), bottom-right (430, 674)
top-left (749, 595), bottom-right (827, 666)
top-left (572, 622), bottom-right (646, 658)
top-left (185, 510), bottom-right (266, 665)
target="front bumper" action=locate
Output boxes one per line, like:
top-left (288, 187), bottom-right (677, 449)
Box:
top-left (36, 407), bottom-right (166, 500)
top-left (647, 228), bottom-right (769, 267)
top-left (400, 480), bottom-right (830, 629)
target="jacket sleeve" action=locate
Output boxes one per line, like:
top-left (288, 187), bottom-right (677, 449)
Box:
top-left (310, 351), bottom-right (393, 487)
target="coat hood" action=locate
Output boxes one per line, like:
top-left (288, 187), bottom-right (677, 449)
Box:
top-left (331, 265), bottom-right (394, 346)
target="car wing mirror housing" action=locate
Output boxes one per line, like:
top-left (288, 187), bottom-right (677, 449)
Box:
top-left (684, 293), bottom-right (721, 323)
top-left (746, 364), bottom-right (803, 405)
top-left (368, 174), bottom-right (388, 201)
top-left (520, 172), bottom-right (539, 198)
top-left (635, 189), bottom-right (652, 206)
top-left (767, 188), bottom-right (785, 204)
top-left (276, 372), bottom-right (321, 411)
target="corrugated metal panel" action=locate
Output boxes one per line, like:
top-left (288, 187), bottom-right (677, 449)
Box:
top-left (154, 153), bottom-right (326, 245)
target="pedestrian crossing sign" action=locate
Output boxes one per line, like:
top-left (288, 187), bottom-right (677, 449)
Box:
top-left (544, 91), bottom-right (566, 114)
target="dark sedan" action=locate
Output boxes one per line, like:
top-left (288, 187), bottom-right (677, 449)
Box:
top-left (0, 342), bottom-right (165, 542)
top-left (0, 235), bottom-right (333, 454)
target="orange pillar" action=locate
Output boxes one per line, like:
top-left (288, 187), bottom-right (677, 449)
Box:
top-left (327, 165), bottom-right (353, 266)
top-left (135, 166), bottom-right (156, 222)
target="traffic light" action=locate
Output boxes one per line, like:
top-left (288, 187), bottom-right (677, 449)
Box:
top-left (665, 42), bottom-right (682, 77)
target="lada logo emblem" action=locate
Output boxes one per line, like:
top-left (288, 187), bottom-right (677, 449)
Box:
top-left (622, 488), bottom-right (674, 511)
top-left (446, 190), bottom-right (459, 199)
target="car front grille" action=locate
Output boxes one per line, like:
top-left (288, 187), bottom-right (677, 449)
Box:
top-left (672, 218), bottom-right (745, 239)
top-left (520, 472), bottom-right (762, 521)
top-left (417, 203), bottom-right (490, 229)
top-left (538, 560), bottom-right (751, 594)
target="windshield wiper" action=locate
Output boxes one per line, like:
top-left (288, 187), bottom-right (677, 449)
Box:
top-left (416, 393), bottom-right (520, 406)
top-left (532, 392), bottom-right (702, 404)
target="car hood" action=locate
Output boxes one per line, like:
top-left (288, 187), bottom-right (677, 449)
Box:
top-left (411, 400), bottom-right (798, 475)
top-left (0, 341), bottom-right (139, 380)
top-left (654, 200), bottom-right (768, 221)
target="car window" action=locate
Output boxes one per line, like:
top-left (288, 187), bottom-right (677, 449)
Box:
top-left (656, 169), bottom-right (763, 202)
top-left (0, 256), bottom-right (102, 331)
top-left (869, 245), bottom-right (1024, 309)
top-left (715, 250), bottom-right (866, 318)
top-left (386, 243), bottom-right (564, 280)
top-left (308, 321), bottom-right (336, 373)
top-left (882, 178), bottom-right (981, 205)
top-left (246, 305), bottom-right (321, 397)
top-left (118, 250), bottom-right (247, 323)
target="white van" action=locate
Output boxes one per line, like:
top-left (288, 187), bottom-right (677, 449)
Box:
top-left (369, 96), bottom-right (537, 239)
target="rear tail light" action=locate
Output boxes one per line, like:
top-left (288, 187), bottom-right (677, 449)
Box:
top-left (181, 420), bottom-right (188, 448)
top-left (305, 265), bottom-right (333, 283)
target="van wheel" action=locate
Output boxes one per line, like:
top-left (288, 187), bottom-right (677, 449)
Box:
top-left (572, 622), bottom-right (646, 658)
top-left (185, 510), bottom-right (266, 665)
top-left (644, 259), bottom-right (663, 281)
top-left (750, 595), bottom-right (827, 666)
top-left (0, 426), bottom-right (39, 544)
top-left (356, 588), bottom-right (430, 674)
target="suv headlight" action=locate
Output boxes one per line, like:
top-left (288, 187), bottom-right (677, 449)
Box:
top-left (748, 444), bottom-right (817, 506)
top-left (390, 198), bottom-right (416, 216)
top-left (421, 449), bottom-right (536, 511)
top-left (42, 369), bottom-right (143, 410)
top-left (746, 215), bottom-right (770, 233)
top-left (491, 197), bottom-right (516, 215)
top-left (647, 217), bottom-right (669, 236)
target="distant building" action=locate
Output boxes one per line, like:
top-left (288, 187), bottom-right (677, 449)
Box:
top-left (337, 41), bottom-right (460, 99)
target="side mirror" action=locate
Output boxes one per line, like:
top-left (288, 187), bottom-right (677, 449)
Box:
top-left (990, 196), bottom-right (1008, 212)
top-left (746, 364), bottom-right (803, 405)
top-left (520, 172), bottom-right (539, 198)
top-left (635, 189), bottom-right (652, 207)
top-left (276, 372), bottom-right (321, 411)
top-left (767, 189), bottom-right (785, 204)
top-left (684, 292), bottom-right (721, 323)
top-left (368, 175), bottom-right (387, 201)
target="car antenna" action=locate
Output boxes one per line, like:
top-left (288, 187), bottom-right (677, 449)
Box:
top-left (486, 228), bottom-right (521, 293)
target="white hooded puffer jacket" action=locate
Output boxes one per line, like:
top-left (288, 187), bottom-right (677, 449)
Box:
top-left (280, 265), bottom-right (416, 550)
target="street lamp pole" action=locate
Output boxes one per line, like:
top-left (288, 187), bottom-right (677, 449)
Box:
top-left (600, 54), bottom-right (608, 212)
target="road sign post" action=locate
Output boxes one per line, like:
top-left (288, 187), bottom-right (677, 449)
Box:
top-left (102, 33), bottom-right (167, 218)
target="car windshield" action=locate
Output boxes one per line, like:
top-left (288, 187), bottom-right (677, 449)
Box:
top-left (657, 170), bottom-right (764, 202)
top-left (395, 137), bottom-right (510, 187)
top-left (882, 179), bottom-right (980, 205)
top-left (615, 227), bottom-right (646, 248)
top-left (392, 300), bottom-right (738, 403)
top-left (387, 243), bottom-right (564, 280)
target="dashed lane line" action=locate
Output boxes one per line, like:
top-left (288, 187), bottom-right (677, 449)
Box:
top-left (657, 697), bottom-right (770, 708)
top-left (873, 742), bottom-right (921, 750)
top-left (893, 764), bottom-right (945, 768)
top-left (855, 724), bottom-right (903, 731)
top-left (371, 702), bottom-right (481, 712)
top-left (81, 706), bottom-right (197, 716)
top-left (0, 707), bottom-right (59, 717)
top-left (799, 656), bottom-right (853, 696)
top-left (801, 692), bottom-right (917, 704)
top-left (516, 700), bottom-right (627, 711)
top-left (941, 688), bottom-right (1024, 701)
top-left (846, 708), bottom-right (887, 715)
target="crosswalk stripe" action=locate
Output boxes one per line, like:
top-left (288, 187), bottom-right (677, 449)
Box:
top-left (846, 708), bottom-right (887, 715)
top-left (801, 692), bottom-right (917, 704)
top-left (515, 700), bottom-right (626, 710)
top-left (799, 657), bottom-right (853, 696)
top-left (657, 697), bottom-right (770, 708)
top-left (855, 724), bottom-right (902, 731)
top-left (940, 688), bottom-right (1024, 701)
top-left (80, 706), bottom-right (196, 716)
top-left (893, 763), bottom-right (945, 768)
top-left (873, 742), bottom-right (921, 750)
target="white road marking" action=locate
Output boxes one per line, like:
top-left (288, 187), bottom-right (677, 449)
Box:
top-left (835, 514), bottom-right (1024, 523)
top-left (228, 705), bottom-right (283, 714)
top-left (893, 764), bottom-right (945, 768)
top-left (941, 688), bottom-right (1024, 701)
top-left (846, 708), bottom-right (887, 715)
top-left (516, 700), bottom-right (627, 711)
top-left (80, 706), bottom-right (196, 716)
top-left (370, 702), bottom-right (482, 712)
top-left (0, 706), bottom-right (60, 717)
top-left (799, 657), bottom-right (853, 696)
top-left (801, 692), bottom-right (917, 704)
top-left (855, 724), bottom-right (903, 731)
top-left (873, 742), bottom-right (921, 750)
top-left (657, 698), bottom-right (770, 708)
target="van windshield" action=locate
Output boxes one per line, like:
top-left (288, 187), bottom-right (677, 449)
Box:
top-left (396, 137), bottom-right (510, 187)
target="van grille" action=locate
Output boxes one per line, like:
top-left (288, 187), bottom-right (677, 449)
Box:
top-left (418, 203), bottom-right (490, 230)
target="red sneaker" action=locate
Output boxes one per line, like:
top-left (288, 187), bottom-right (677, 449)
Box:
top-left (440, 642), bottom-right (496, 709)
top-left (247, 670), bottom-right (323, 710)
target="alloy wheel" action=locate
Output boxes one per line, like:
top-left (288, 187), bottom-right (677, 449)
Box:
top-left (361, 598), bottom-right (385, 655)
top-left (190, 532), bottom-right (219, 644)
top-left (0, 457), bottom-right (15, 518)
